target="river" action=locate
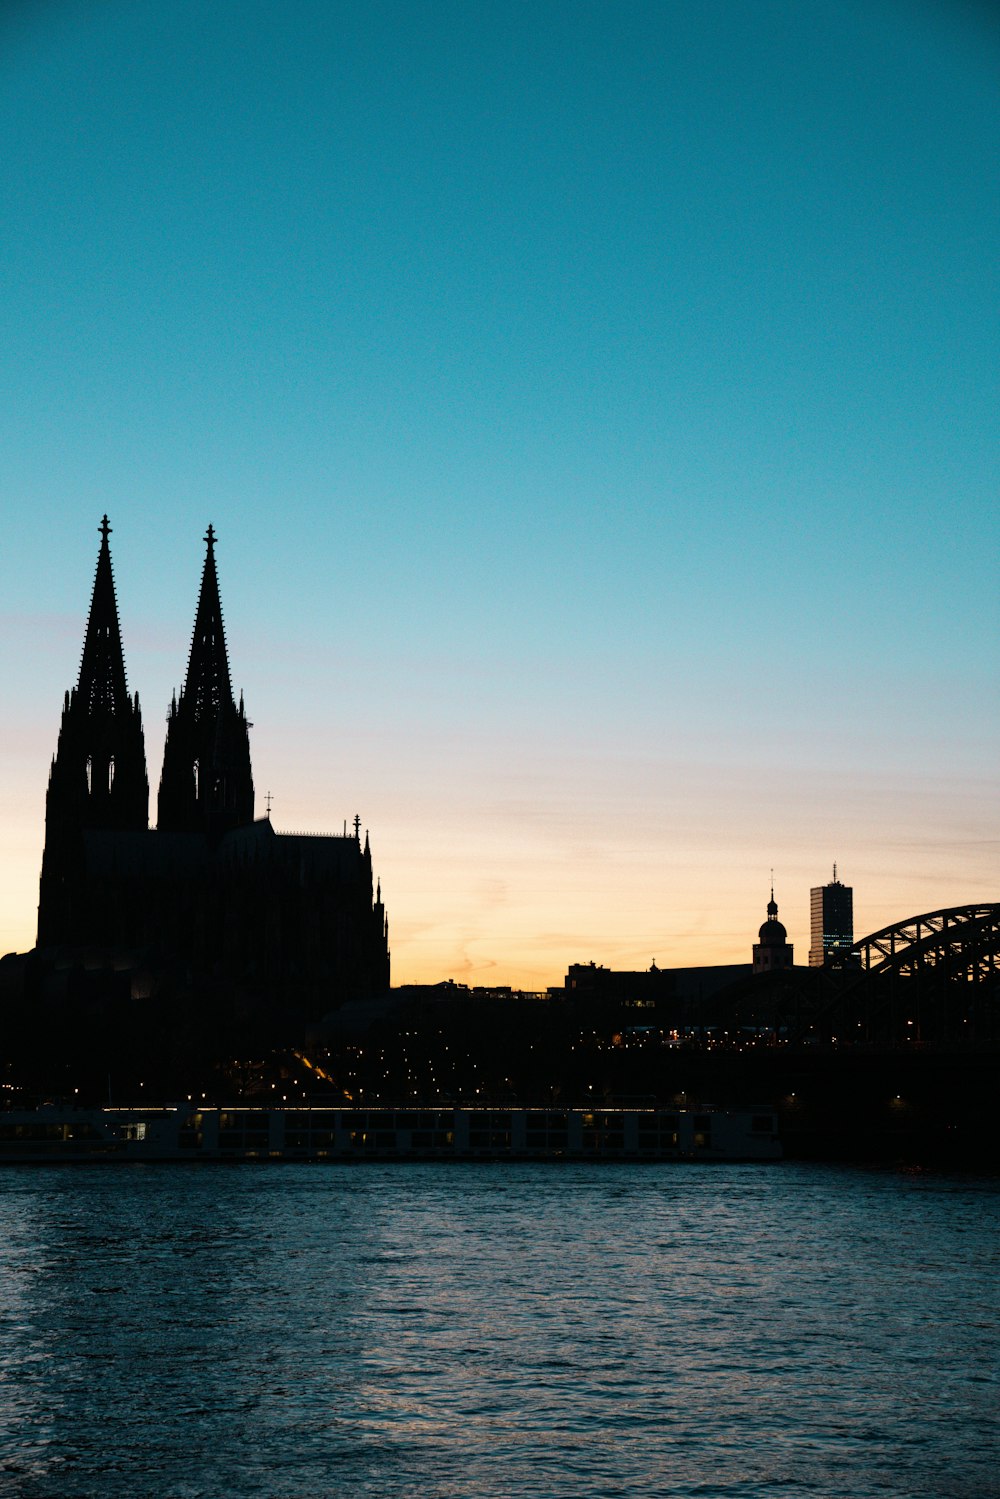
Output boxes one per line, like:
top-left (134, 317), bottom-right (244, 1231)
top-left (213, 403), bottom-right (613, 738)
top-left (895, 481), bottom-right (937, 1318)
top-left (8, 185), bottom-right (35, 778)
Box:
top-left (0, 1162), bottom-right (996, 1497)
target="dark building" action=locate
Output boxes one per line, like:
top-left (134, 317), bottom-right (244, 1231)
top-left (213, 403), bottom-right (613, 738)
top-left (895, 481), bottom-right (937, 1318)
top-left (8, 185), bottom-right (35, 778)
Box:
top-left (808, 867), bottom-right (853, 967)
top-left (752, 886), bottom-right (794, 973)
top-left (37, 518), bottom-right (389, 1022)
top-left (38, 517), bottom-right (149, 945)
top-left (157, 525), bottom-right (254, 836)
top-left (563, 959), bottom-right (751, 1031)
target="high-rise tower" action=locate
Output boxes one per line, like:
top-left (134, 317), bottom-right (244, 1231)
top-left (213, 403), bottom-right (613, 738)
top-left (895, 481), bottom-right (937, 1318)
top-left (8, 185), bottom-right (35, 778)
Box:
top-left (37, 516), bottom-right (149, 944)
top-left (157, 525), bottom-right (254, 834)
top-left (809, 866), bottom-right (854, 967)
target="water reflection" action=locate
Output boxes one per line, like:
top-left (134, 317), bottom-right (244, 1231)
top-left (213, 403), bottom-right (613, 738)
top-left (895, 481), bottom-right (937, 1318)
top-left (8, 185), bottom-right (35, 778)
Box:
top-left (0, 1163), bottom-right (996, 1497)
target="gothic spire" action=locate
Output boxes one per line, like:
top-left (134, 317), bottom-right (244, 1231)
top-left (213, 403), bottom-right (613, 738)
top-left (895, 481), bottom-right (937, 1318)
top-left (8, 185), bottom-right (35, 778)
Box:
top-left (77, 515), bottom-right (130, 716)
top-left (38, 516), bottom-right (149, 945)
top-left (157, 524), bottom-right (254, 835)
top-left (181, 524), bottom-right (234, 724)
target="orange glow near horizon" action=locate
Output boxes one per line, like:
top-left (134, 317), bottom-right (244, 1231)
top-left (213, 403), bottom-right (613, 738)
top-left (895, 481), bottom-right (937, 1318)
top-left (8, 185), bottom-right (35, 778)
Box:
top-left (1, 2), bottom-right (997, 999)
top-left (4, 734), bottom-right (994, 992)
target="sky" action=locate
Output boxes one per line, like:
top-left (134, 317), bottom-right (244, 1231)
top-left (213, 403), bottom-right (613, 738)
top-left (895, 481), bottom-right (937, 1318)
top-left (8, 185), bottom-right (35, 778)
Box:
top-left (1, 0), bottom-right (997, 985)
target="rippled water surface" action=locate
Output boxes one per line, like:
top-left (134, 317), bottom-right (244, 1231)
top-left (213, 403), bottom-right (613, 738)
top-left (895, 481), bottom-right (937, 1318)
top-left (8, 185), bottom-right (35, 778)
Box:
top-left (0, 1162), bottom-right (997, 1497)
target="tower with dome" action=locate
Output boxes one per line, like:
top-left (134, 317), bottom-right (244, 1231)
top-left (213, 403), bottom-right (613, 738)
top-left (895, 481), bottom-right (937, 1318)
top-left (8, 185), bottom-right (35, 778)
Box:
top-left (752, 885), bottom-right (794, 973)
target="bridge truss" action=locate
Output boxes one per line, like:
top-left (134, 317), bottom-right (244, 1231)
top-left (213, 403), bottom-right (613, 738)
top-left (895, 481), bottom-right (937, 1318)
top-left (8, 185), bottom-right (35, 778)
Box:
top-left (816, 904), bottom-right (1000, 1046)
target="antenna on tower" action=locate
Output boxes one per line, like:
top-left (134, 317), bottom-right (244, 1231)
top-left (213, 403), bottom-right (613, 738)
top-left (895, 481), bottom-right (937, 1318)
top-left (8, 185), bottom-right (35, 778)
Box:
top-left (833, 861), bottom-right (837, 883)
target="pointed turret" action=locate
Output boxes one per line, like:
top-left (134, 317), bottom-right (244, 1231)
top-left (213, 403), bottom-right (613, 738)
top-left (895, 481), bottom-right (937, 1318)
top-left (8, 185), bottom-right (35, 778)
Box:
top-left (78, 514), bottom-right (131, 719)
top-left (752, 882), bottom-right (794, 973)
top-left (371, 873), bottom-right (390, 990)
top-left (38, 517), bottom-right (149, 944)
top-left (157, 525), bottom-right (254, 835)
top-left (179, 524), bottom-right (234, 725)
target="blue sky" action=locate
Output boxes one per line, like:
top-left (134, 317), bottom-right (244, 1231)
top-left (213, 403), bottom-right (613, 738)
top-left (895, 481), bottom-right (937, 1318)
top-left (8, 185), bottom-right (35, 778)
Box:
top-left (2, 0), bottom-right (997, 981)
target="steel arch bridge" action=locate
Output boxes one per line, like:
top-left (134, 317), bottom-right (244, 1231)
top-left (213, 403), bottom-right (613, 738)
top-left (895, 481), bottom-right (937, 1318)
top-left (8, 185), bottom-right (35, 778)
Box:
top-left (814, 903), bottom-right (1000, 1046)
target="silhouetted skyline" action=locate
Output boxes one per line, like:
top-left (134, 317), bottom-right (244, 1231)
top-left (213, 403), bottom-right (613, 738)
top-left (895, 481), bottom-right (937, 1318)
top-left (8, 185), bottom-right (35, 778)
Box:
top-left (2, 1), bottom-right (997, 983)
top-left (38, 518), bottom-right (389, 1014)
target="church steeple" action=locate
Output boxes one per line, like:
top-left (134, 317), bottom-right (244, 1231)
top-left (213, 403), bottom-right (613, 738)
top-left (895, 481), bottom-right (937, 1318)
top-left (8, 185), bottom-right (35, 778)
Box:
top-left (752, 881), bottom-right (794, 974)
top-left (78, 515), bottom-right (130, 719)
top-left (38, 516), bottom-right (149, 944)
top-left (178, 525), bottom-right (234, 726)
top-left (157, 525), bottom-right (254, 835)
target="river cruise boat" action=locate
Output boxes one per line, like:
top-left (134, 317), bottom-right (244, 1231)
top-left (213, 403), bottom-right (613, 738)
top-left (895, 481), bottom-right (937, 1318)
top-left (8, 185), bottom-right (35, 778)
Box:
top-left (0, 1103), bottom-right (780, 1162)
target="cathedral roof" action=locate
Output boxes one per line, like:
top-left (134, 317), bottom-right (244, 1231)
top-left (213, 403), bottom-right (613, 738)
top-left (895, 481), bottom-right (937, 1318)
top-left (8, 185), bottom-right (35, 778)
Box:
top-left (216, 820), bottom-right (368, 877)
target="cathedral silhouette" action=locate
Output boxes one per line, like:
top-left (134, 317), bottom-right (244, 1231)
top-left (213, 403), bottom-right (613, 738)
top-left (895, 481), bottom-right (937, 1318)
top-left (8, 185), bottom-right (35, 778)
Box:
top-left (37, 518), bottom-right (390, 1026)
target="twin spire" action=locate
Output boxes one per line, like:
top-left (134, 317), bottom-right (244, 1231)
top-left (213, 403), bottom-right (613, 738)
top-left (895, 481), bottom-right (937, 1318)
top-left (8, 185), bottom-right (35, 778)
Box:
top-left (40, 520), bottom-right (388, 971)
top-left (77, 515), bottom-right (132, 718)
top-left (55, 514), bottom-right (254, 837)
top-left (179, 525), bottom-right (235, 726)
top-left (158, 523), bottom-right (254, 834)
top-left (38, 516), bottom-right (149, 943)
